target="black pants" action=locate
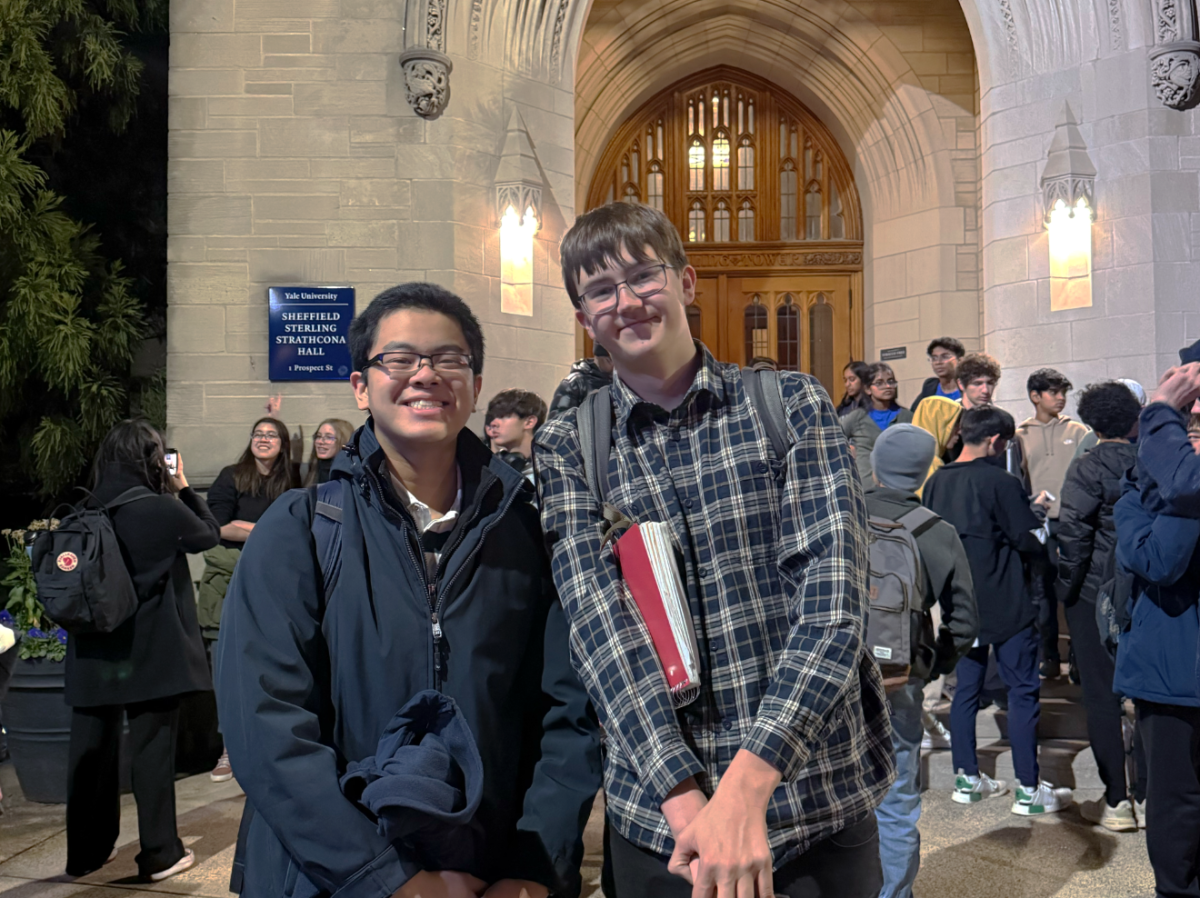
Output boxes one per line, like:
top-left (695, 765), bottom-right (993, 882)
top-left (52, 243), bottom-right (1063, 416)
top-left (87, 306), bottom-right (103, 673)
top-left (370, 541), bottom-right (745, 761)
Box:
top-left (1064, 598), bottom-right (1145, 806)
top-left (66, 696), bottom-right (186, 878)
top-left (608, 813), bottom-right (882, 898)
top-left (1138, 701), bottom-right (1200, 897)
top-left (1033, 521), bottom-right (1061, 663)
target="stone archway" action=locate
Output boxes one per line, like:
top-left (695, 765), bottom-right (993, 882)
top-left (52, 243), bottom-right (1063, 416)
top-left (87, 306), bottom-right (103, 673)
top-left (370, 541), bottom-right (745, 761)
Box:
top-left (567, 0), bottom-right (984, 398)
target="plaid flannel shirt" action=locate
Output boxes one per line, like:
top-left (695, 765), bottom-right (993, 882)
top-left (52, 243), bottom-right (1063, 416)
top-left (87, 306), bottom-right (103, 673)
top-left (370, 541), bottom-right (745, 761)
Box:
top-left (534, 346), bottom-right (895, 865)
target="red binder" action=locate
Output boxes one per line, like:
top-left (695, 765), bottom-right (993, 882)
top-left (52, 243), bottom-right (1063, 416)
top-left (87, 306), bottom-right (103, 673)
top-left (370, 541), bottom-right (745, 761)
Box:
top-left (611, 521), bottom-right (701, 706)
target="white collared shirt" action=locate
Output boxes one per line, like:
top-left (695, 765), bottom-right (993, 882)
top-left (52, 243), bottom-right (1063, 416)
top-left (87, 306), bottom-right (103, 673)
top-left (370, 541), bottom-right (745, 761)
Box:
top-left (390, 466), bottom-right (462, 579)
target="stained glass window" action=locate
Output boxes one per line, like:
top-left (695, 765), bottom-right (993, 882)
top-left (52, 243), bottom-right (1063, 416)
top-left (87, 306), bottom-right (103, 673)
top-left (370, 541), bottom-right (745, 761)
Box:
top-left (744, 295), bottom-right (769, 360)
top-left (777, 295), bottom-right (800, 371)
top-left (738, 199), bottom-right (754, 242)
top-left (714, 200), bottom-right (730, 242)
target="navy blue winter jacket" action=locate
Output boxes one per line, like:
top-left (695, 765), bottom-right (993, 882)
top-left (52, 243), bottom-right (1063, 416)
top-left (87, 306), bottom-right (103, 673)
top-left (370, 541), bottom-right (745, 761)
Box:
top-left (215, 422), bottom-right (601, 898)
top-left (1138, 401), bottom-right (1200, 519)
top-left (1112, 476), bottom-right (1200, 707)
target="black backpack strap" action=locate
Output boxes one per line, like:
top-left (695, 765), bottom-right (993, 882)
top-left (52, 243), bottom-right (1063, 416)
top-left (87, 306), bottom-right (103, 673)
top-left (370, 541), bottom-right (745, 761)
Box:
top-left (897, 505), bottom-right (940, 538)
top-left (576, 385), bottom-right (612, 505)
top-left (309, 480), bottom-right (345, 599)
top-left (742, 367), bottom-right (792, 461)
top-left (104, 486), bottom-right (158, 510)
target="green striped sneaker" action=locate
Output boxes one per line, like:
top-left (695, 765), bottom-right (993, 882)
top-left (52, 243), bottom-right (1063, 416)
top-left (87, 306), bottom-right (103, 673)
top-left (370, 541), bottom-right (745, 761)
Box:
top-left (1011, 781), bottom-right (1073, 816)
top-left (952, 770), bottom-right (1008, 804)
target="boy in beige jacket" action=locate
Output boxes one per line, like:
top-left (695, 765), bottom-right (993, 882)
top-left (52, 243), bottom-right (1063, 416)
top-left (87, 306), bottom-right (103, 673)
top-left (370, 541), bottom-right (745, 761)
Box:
top-left (1015, 368), bottom-right (1091, 678)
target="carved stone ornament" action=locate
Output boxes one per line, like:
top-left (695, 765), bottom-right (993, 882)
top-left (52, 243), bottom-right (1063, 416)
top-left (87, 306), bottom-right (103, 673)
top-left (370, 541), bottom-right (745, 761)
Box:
top-left (1152, 43), bottom-right (1200, 109)
top-left (399, 48), bottom-right (452, 118)
top-left (686, 250), bottom-right (863, 269)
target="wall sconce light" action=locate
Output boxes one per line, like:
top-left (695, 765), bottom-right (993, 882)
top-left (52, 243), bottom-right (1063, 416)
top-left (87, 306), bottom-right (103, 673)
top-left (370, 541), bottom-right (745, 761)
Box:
top-left (496, 110), bottom-right (543, 317)
top-left (1041, 103), bottom-right (1097, 311)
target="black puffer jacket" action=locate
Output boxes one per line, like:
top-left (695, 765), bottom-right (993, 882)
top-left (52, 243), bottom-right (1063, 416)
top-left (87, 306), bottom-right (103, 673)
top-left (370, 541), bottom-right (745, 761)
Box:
top-left (216, 422), bottom-right (600, 898)
top-left (1056, 441), bottom-right (1138, 607)
top-left (547, 359), bottom-right (612, 420)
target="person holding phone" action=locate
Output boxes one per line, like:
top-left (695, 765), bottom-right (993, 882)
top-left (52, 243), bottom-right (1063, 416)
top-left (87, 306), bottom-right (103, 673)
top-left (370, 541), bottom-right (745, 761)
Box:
top-left (65, 421), bottom-right (219, 882)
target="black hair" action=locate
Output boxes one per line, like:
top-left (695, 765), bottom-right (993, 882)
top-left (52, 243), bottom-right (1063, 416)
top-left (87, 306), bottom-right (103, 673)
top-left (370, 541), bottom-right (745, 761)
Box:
top-left (927, 337), bottom-right (965, 358)
top-left (960, 406), bottom-right (1016, 446)
top-left (559, 203), bottom-right (689, 308)
top-left (838, 360), bottom-right (872, 412)
top-left (232, 417), bottom-right (298, 499)
top-left (592, 343), bottom-right (610, 358)
top-left (485, 388), bottom-right (548, 428)
top-left (866, 361), bottom-right (896, 384)
top-left (1075, 381), bottom-right (1141, 439)
top-left (1190, 412), bottom-right (1200, 432)
top-left (1027, 367), bottom-right (1072, 395)
top-left (348, 282), bottom-right (485, 375)
top-left (956, 352), bottom-right (1001, 388)
top-left (90, 419), bottom-right (174, 494)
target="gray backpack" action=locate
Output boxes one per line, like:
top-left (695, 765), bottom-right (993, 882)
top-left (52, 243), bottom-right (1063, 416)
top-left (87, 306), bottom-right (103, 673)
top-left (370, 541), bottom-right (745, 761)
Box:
top-left (865, 507), bottom-right (940, 686)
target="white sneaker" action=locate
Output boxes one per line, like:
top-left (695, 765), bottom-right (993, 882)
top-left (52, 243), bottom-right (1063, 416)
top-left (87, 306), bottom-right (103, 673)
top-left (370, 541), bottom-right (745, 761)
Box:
top-left (952, 770), bottom-right (1008, 804)
top-left (1080, 798), bottom-right (1138, 832)
top-left (1135, 799), bottom-right (1148, 829)
top-left (921, 711), bottom-right (952, 750)
top-left (1012, 781), bottom-right (1073, 816)
top-left (149, 849), bottom-right (195, 882)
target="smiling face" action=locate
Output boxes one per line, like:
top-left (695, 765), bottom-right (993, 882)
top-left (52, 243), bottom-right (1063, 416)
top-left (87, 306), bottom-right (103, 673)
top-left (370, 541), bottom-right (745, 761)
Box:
top-left (313, 423), bottom-right (341, 460)
top-left (250, 422), bottom-right (282, 462)
top-left (572, 247), bottom-right (697, 373)
top-left (349, 309), bottom-right (482, 453)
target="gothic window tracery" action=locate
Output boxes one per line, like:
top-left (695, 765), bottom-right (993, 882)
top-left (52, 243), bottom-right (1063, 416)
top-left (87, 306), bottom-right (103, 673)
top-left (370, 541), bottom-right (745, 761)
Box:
top-left (589, 69), bottom-right (860, 245)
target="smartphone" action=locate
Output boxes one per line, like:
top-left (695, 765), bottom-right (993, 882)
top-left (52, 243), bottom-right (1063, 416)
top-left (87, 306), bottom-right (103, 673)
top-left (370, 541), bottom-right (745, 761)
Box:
top-left (165, 449), bottom-right (178, 477)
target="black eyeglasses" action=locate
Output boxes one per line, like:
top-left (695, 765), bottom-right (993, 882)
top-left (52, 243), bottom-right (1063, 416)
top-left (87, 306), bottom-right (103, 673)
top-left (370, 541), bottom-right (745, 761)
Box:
top-left (364, 351), bottom-right (474, 377)
top-left (578, 264), bottom-right (670, 314)
top-left (871, 379), bottom-right (898, 387)
top-left (251, 431), bottom-right (281, 441)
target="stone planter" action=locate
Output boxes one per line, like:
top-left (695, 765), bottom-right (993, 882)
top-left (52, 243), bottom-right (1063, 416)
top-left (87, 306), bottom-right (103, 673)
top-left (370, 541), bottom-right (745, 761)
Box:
top-left (0, 657), bottom-right (130, 803)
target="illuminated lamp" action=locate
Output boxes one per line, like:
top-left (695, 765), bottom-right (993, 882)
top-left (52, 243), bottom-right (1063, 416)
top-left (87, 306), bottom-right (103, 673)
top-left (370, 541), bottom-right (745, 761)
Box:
top-left (1040, 103), bottom-right (1097, 311)
top-left (495, 110), bottom-right (543, 317)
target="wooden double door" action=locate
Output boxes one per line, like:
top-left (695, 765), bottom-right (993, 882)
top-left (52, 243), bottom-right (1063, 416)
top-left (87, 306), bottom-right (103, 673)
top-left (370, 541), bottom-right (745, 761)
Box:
top-left (689, 273), bottom-right (856, 399)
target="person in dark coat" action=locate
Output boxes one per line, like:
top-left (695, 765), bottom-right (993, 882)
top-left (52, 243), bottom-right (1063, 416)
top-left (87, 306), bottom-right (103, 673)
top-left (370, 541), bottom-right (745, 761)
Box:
top-left (836, 360), bottom-right (871, 417)
top-left (1055, 381), bottom-right (1143, 830)
top-left (546, 344), bottom-right (613, 420)
top-left (65, 420), bottom-right (219, 881)
top-left (923, 406), bottom-right (1068, 814)
top-left (216, 283), bottom-right (601, 898)
top-left (1113, 355), bottom-right (1200, 894)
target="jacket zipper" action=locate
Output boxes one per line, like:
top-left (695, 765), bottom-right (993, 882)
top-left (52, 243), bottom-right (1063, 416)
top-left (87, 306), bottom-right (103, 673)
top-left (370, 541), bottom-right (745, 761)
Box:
top-left (430, 485), bottom-right (523, 681)
top-left (362, 464), bottom-right (440, 684)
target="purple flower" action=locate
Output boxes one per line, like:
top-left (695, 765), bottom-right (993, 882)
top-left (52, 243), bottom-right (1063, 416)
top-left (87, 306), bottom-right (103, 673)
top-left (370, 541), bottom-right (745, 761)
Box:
top-left (27, 627), bottom-right (47, 639)
top-left (55, 629), bottom-right (68, 644)
top-left (0, 609), bottom-right (13, 624)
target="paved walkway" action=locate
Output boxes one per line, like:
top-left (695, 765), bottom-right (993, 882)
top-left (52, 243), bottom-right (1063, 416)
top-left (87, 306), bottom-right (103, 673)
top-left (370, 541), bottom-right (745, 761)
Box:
top-left (0, 681), bottom-right (1159, 897)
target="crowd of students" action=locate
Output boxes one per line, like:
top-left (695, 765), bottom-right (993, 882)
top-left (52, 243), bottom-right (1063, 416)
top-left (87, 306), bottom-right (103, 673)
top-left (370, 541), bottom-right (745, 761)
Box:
top-left (29, 199), bottom-right (1200, 898)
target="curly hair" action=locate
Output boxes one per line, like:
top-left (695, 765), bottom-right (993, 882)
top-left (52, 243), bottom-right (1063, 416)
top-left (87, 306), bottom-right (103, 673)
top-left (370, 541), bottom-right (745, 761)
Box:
top-left (927, 337), bottom-right (965, 358)
top-left (1076, 382), bottom-right (1141, 440)
top-left (955, 352), bottom-right (1001, 387)
top-left (485, 388), bottom-right (548, 428)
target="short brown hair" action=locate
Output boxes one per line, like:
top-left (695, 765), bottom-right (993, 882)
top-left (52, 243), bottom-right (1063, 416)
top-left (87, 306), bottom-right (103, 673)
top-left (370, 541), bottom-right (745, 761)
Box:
top-left (956, 352), bottom-right (1001, 387)
top-left (560, 203), bottom-right (689, 308)
top-left (485, 388), bottom-right (547, 428)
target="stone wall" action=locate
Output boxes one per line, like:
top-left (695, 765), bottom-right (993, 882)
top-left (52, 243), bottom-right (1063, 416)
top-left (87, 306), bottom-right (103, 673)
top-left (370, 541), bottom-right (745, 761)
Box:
top-left (169, 0), bottom-right (578, 481)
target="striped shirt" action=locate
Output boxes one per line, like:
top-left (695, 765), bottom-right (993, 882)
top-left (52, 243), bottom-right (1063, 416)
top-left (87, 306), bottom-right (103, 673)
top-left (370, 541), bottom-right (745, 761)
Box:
top-left (534, 345), bottom-right (894, 864)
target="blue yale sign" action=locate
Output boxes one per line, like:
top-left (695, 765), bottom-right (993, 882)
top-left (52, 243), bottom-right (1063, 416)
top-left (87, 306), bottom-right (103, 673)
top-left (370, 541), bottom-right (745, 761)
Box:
top-left (268, 286), bottom-right (354, 381)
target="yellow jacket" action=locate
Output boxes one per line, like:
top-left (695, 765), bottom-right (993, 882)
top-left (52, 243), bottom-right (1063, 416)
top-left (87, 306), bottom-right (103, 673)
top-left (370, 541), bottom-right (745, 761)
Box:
top-left (910, 395), bottom-right (962, 494)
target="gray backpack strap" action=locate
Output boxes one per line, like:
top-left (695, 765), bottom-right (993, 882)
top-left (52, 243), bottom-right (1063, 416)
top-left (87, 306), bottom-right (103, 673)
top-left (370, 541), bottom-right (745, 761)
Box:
top-left (897, 505), bottom-right (940, 538)
top-left (576, 386), bottom-right (612, 505)
top-left (742, 367), bottom-right (792, 460)
top-left (309, 480), bottom-right (345, 599)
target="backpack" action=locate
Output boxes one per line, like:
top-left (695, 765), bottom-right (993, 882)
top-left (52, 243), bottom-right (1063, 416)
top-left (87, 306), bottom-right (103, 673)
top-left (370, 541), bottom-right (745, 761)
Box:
top-left (864, 507), bottom-right (940, 689)
top-left (31, 487), bottom-right (156, 634)
top-left (1095, 561), bottom-right (1136, 661)
top-left (576, 367), bottom-right (793, 504)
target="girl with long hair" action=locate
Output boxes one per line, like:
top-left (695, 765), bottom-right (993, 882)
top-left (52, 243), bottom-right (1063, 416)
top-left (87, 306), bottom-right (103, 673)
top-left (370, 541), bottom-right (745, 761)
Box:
top-left (841, 361), bottom-right (915, 482)
top-left (65, 420), bottom-right (219, 882)
top-left (198, 417), bottom-right (297, 781)
top-left (303, 418), bottom-right (355, 486)
top-left (837, 361), bottom-right (872, 417)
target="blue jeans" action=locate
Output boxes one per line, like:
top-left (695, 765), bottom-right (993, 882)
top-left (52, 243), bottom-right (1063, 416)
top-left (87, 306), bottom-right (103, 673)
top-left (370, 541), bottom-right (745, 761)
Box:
top-left (876, 680), bottom-right (924, 898)
top-left (950, 624), bottom-right (1041, 787)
